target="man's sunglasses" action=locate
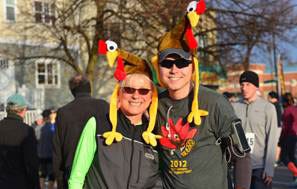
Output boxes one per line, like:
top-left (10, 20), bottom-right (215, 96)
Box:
top-left (160, 59), bottom-right (192, 69)
top-left (122, 87), bottom-right (151, 95)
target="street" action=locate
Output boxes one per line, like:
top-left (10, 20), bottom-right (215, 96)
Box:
top-left (273, 165), bottom-right (296, 189)
top-left (40, 165), bottom-right (297, 189)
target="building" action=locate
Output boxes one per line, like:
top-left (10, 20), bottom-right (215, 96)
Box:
top-left (0, 0), bottom-right (80, 110)
top-left (219, 63), bottom-right (297, 98)
top-left (1, 0), bottom-right (244, 110)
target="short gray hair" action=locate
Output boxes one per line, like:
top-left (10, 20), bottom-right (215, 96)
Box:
top-left (6, 103), bottom-right (26, 114)
top-left (119, 73), bottom-right (153, 89)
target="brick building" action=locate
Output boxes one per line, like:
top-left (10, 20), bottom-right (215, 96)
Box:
top-left (218, 64), bottom-right (297, 98)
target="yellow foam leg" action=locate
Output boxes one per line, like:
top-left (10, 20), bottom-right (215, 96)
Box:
top-left (103, 131), bottom-right (123, 145)
top-left (142, 86), bottom-right (161, 146)
top-left (142, 132), bottom-right (162, 147)
top-left (187, 109), bottom-right (209, 125)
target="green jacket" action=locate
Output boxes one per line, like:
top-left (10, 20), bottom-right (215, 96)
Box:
top-left (69, 111), bottom-right (162, 189)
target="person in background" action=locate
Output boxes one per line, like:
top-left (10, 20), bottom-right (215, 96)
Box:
top-left (267, 91), bottom-right (283, 166)
top-left (49, 108), bottom-right (57, 132)
top-left (267, 91), bottom-right (282, 128)
top-left (34, 109), bottom-right (54, 146)
top-left (233, 71), bottom-right (278, 189)
top-left (223, 92), bottom-right (237, 103)
top-left (38, 108), bottom-right (56, 189)
top-left (0, 94), bottom-right (40, 189)
top-left (53, 74), bottom-right (109, 189)
top-left (279, 92), bottom-right (297, 185)
top-left (32, 113), bottom-right (45, 130)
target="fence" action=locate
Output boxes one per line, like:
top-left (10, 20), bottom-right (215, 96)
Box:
top-left (0, 110), bottom-right (40, 125)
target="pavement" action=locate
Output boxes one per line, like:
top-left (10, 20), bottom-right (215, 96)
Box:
top-left (43, 165), bottom-right (294, 189)
top-left (273, 165), bottom-right (297, 189)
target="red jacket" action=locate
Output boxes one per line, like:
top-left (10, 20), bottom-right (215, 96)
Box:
top-left (282, 105), bottom-right (297, 136)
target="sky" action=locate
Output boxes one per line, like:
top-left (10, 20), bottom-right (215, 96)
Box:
top-left (266, 45), bottom-right (297, 73)
top-left (260, 0), bottom-right (297, 73)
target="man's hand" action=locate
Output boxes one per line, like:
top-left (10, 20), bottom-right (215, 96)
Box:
top-left (262, 172), bottom-right (273, 185)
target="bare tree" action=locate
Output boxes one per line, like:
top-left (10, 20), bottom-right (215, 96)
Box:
top-left (5, 0), bottom-right (297, 89)
top-left (133, 0), bottom-right (297, 71)
top-left (208, 0), bottom-right (297, 70)
top-left (4, 0), bottom-right (122, 95)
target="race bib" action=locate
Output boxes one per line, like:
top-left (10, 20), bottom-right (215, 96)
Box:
top-left (245, 132), bottom-right (255, 153)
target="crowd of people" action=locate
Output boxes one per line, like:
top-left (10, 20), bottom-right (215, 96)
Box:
top-left (1, 1), bottom-right (297, 189)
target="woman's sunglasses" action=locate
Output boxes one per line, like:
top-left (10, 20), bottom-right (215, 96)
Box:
top-left (160, 58), bottom-right (192, 69)
top-left (122, 87), bottom-right (151, 95)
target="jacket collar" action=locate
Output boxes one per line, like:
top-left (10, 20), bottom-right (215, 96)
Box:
top-left (6, 112), bottom-right (23, 121)
top-left (241, 95), bottom-right (260, 105)
top-left (74, 92), bottom-right (91, 98)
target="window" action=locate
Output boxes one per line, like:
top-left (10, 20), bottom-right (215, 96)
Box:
top-left (5, 0), bottom-right (16, 22)
top-left (35, 59), bottom-right (60, 88)
top-left (34, 1), bottom-right (55, 24)
top-left (0, 58), bottom-right (9, 70)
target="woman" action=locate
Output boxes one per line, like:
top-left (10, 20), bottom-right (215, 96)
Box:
top-left (279, 92), bottom-right (297, 184)
top-left (68, 42), bottom-right (161, 189)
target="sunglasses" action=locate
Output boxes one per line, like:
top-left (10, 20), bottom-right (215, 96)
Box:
top-left (160, 59), bottom-right (192, 69)
top-left (122, 87), bottom-right (151, 95)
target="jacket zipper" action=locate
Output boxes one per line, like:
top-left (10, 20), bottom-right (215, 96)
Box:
top-left (136, 150), bottom-right (142, 183)
top-left (127, 126), bottom-right (136, 189)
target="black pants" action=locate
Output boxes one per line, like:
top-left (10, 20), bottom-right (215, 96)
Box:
top-left (250, 169), bottom-right (272, 189)
top-left (280, 136), bottom-right (297, 166)
top-left (39, 158), bottom-right (55, 181)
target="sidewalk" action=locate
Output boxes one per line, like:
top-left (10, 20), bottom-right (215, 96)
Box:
top-left (273, 165), bottom-right (296, 189)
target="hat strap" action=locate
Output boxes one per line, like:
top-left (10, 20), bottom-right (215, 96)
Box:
top-left (103, 83), bottom-right (124, 145)
top-left (191, 57), bottom-right (200, 120)
top-left (151, 55), bottom-right (165, 87)
top-left (147, 85), bottom-right (158, 133)
top-left (142, 85), bottom-right (162, 147)
top-left (187, 57), bottom-right (208, 125)
top-left (109, 83), bottom-right (120, 132)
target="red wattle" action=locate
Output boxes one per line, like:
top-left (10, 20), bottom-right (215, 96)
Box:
top-left (114, 57), bottom-right (126, 81)
top-left (185, 27), bottom-right (197, 49)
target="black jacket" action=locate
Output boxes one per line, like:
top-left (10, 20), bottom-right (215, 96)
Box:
top-left (52, 93), bottom-right (109, 189)
top-left (0, 113), bottom-right (40, 189)
top-left (82, 111), bottom-right (161, 189)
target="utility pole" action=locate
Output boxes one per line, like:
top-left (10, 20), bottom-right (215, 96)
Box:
top-left (272, 31), bottom-right (280, 96)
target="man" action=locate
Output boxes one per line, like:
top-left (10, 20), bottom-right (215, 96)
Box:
top-left (154, 51), bottom-right (249, 189)
top-left (151, 2), bottom-right (250, 188)
top-left (0, 94), bottom-right (40, 189)
top-left (53, 75), bottom-right (109, 189)
top-left (267, 91), bottom-right (282, 128)
top-left (267, 91), bottom-right (282, 166)
top-left (233, 71), bottom-right (278, 189)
